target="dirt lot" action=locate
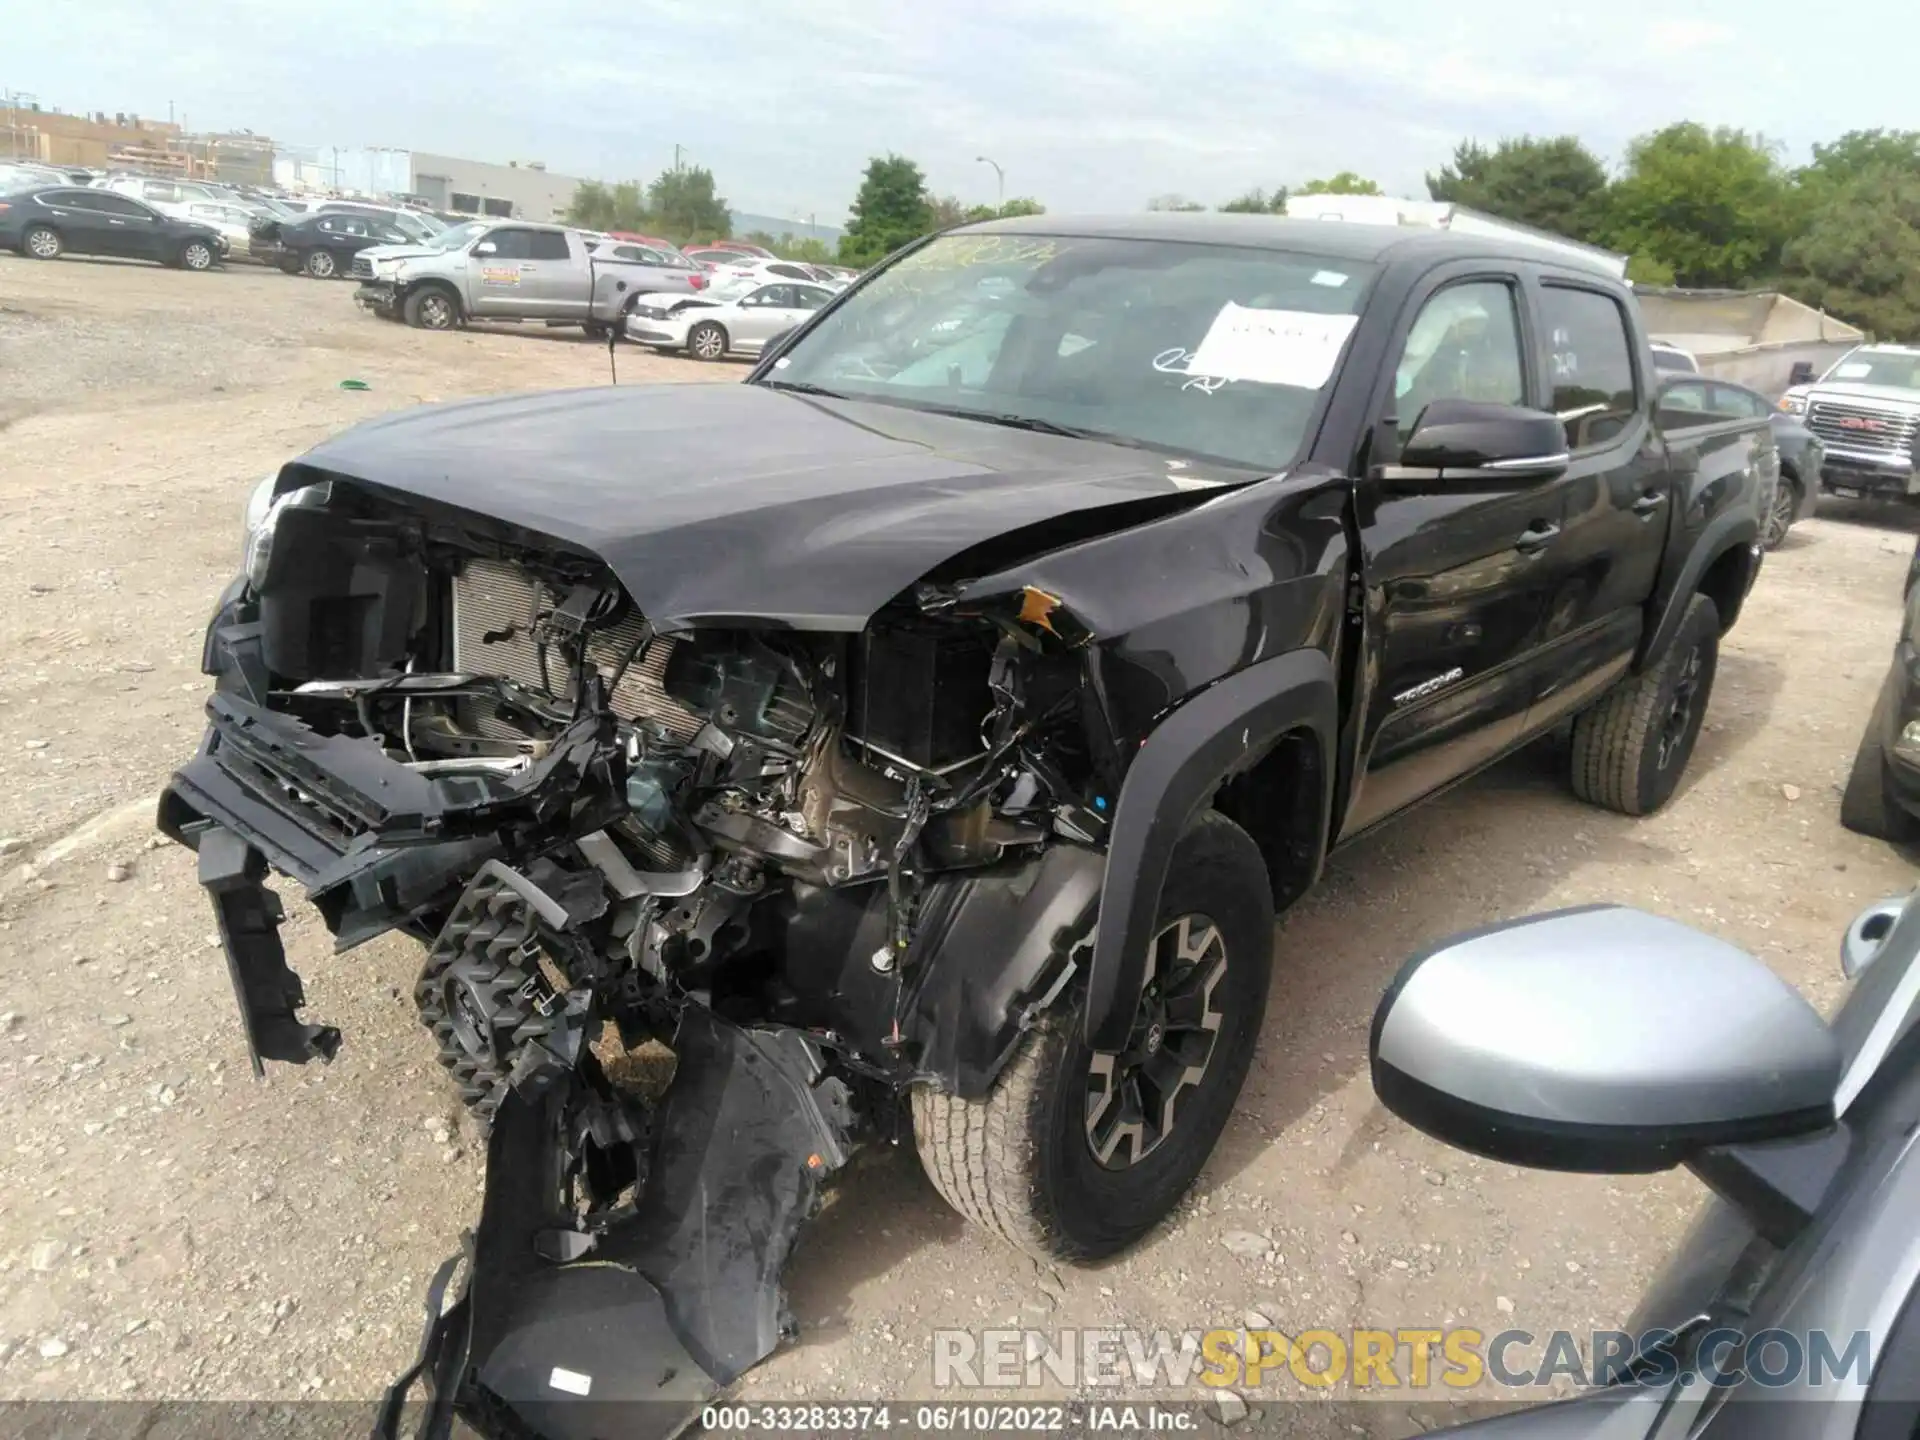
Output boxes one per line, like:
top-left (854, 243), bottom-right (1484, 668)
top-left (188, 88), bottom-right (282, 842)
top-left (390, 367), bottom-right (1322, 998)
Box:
top-left (0, 253), bottom-right (1914, 1428)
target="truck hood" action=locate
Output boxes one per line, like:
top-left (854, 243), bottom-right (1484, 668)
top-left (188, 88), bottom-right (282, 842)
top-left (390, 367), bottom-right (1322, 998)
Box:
top-left (1806, 381), bottom-right (1920, 414)
top-left (361, 241), bottom-right (445, 265)
top-left (292, 382), bottom-right (1263, 632)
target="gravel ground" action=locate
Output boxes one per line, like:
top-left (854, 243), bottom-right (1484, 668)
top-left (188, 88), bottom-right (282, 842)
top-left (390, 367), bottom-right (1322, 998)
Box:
top-left (0, 251), bottom-right (1915, 1432)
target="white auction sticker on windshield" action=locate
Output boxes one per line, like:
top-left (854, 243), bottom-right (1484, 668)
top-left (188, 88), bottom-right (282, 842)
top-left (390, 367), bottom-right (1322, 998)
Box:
top-left (1185, 305), bottom-right (1359, 388)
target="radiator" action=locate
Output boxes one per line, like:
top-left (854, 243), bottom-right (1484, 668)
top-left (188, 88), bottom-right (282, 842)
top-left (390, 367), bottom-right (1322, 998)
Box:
top-left (449, 558), bottom-right (702, 739)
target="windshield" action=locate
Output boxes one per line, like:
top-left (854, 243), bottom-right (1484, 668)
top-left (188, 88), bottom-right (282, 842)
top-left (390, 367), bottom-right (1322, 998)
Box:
top-left (429, 220), bottom-right (487, 251)
top-left (1825, 348), bottom-right (1920, 390)
top-left (764, 232), bottom-right (1377, 470)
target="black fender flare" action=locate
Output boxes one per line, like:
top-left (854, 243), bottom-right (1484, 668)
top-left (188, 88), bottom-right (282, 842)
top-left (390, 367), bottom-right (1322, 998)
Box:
top-left (1084, 648), bottom-right (1337, 1051)
top-left (1638, 510), bottom-right (1758, 669)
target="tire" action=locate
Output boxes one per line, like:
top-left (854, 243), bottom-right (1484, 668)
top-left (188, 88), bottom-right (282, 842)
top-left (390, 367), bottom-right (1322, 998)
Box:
top-left (912, 811), bottom-right (1275, 1263)
top-left (1762, 473), bottom-right (1799, 550)
top-left (22, 224), bottom-right (62, 261)
top-left (1570, 593), bottom-right (1720, 815)
top-left (178, 239), bottom-right (215, 272)
top-left (1840, 668), bottom-right (1919, 842)
top-left (403, 285), bottom-right (459, 330)
top-left (687, 320), bottom-right (728, 361)
top-left (303, 248), bottom-right (337, 279)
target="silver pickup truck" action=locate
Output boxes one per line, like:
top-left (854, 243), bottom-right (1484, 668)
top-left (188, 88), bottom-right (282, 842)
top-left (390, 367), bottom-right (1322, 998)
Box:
top-left (1779, 343), bottom-right (1920, 501)
top-left (352, 219), bottom-right (705, 334)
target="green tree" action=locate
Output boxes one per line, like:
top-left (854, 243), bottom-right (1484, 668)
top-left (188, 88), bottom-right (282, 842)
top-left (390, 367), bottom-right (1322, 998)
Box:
top-left (1799, 129), bottom-right (1920, 196)
top-left (1425, 136), bottom-right (1609, 242)
top-left (564, 179), bottom-right (649, 232)
top-left (1595, 123), bottom-right (1793, 287)
top-left (646, 165), bottom-right (731, 241)
top-left (1218, 186), bottom-right (1288, 214)
top-left (840, 154), bottom-right (933, 266)
top-left (1781, 167), bottom-right (1920, 337)
top-left (1147, 193), bottom-right (1207, 212)
top-left (997, 196), bottom-right (1045, 217)
top-left (1297, 172), bottom-right (1382, 196)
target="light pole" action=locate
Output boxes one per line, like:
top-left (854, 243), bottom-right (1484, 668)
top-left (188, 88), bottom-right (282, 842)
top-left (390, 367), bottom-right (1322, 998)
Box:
top-left (3, 90), bottom-right (38, 160)
top-left (976, 155), bottom-right (1004, 212)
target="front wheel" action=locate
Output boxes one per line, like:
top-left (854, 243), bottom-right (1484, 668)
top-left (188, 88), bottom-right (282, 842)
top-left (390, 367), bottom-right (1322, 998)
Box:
top-left (403, 286), bottom-right (459, 330)
top-left (687, 320), bottom-right (728, 361)
top-left (178, 239), bottom-right (215, 272)
top-left (303, 248), bottom-right (337, 279)
top-left (1570, 593), bottom-right (1720, 815)
top-left (912, 812), bottom-right (1275, 1263)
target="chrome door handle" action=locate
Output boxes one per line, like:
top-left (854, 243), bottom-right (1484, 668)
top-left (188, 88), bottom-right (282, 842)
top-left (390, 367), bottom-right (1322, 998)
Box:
top-left (1514, 522), bottom-right (1560, 554)
top-left (1632, 492), bottom-right (1666, 516)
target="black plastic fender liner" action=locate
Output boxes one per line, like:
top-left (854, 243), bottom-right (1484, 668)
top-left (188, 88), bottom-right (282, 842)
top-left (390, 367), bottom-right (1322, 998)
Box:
top-left (901, 842), bottom-right (1106, 1100)
top-left (379, 1009), bottom-right (858, 1440)
top-left (1084, 648), bottom-right (1336, 1052)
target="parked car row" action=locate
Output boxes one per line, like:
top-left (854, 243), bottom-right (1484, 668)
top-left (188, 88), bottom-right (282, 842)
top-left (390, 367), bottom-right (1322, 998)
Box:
top-left (0, 182), bottom-right (226, 270)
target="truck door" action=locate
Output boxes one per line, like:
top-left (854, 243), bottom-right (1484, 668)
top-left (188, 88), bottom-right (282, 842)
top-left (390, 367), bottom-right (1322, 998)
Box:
top-left (1341, 268), bottom-right (1568, 839)
top-left (526, 230), bottom-right (586, 318)
top-left (467, 227), bottom-right (538, 316)
top-left (1522, 278), bottom-right (1671, 729)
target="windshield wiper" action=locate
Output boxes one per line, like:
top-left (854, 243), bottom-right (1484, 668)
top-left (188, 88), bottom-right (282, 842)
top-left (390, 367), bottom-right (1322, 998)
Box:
top-left (758, 379), bottom-right (847, 400)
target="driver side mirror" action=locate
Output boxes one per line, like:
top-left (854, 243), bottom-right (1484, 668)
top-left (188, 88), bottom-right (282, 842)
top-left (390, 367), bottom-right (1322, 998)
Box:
top-left (1371, 905), bottom-right (1840, 1174)
top-left (1382, 400), bottom-right (1570, 490)
top-left (472, 240), bottom-right (496, 256)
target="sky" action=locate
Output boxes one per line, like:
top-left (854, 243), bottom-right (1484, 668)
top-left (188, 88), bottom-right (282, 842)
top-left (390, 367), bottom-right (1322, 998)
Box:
top-left (8, 0), bottom-right (1918, 226)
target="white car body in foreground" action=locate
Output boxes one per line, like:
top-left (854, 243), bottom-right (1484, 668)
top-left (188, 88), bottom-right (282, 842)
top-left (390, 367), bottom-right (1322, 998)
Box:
top-left (623, 280), bottom-right (836, 359)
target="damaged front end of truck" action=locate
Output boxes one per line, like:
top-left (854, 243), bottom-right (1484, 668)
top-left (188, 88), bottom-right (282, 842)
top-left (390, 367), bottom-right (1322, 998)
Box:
top-left (157, 458), bottom-right (1151, 1439)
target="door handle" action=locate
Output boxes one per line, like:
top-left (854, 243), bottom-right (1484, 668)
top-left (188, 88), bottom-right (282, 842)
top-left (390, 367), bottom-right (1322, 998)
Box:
top-left (1514, 521), bottom-right (1560, 554)
top-left (1632, 492), bottom-right (1666, 516)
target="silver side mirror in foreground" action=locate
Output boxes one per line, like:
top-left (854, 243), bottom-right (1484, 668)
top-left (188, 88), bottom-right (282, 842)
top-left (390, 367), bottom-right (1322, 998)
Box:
top-left (1370, 904), bottom-right (1841, 1173)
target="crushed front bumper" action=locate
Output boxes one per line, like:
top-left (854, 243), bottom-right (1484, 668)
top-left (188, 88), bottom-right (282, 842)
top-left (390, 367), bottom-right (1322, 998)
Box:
top-left (356, 280), bottom-right (400, 315)
top-left (160, 680), bottom-right (864, 1440)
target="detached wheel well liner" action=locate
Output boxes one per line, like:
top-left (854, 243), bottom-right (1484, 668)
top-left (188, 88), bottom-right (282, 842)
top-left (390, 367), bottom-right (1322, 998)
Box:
top-left (1084, 647), bottom-right (1336, 1051)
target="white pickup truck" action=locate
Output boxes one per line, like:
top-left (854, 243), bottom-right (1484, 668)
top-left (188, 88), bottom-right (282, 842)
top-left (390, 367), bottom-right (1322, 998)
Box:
top-left (352, 219), bottom-right (707, 334)
top-left (1779, 344), bottom-right (1920, 502)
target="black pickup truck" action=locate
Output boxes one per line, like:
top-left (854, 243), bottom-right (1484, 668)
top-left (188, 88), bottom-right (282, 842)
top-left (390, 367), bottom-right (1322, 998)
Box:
top-left (158, 214), bottom-right (1773, 1439)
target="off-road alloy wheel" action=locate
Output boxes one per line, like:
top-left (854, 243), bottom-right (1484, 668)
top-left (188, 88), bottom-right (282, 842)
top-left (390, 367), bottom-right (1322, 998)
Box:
top-left (688, 320), bottom-right (728, 361)
top-left (23, 225), bottom-right (61, 260)
top-left (1840, 668), bottom-right (1919, 843)
top-left (179, 240), bottom-right (214, 272)
top-left (405, 286), bottom-right (458, 330)
top-left (1762, 478), bottom-right (1798, 550)
top-left (303, 248), bottom-right (336, 279)
top-left (912, 811), bottom-right (1274, 1262)
top-left (1570, 592), bottom-right (1721, 815)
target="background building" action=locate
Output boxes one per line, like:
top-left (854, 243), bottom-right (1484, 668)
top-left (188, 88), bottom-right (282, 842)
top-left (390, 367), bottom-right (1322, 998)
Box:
top-left (271, 146), bottom-right (585, 220)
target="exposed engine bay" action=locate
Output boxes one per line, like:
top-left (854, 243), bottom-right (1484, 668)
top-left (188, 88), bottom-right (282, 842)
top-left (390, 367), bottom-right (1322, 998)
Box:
top-left (160, 477), bottom-right (1116, 1438)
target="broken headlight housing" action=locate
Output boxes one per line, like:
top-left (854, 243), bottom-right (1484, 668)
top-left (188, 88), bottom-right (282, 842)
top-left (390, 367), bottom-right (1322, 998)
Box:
top-left (243, 481), bottom-right (332, 589)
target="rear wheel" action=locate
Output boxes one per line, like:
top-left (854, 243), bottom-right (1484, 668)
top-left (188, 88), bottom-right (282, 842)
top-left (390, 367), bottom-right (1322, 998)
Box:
top-left (1762, 474), bottom-right (1799, 549)
top-left (1840, 668), bottom-right (1919, 842)
top-left (303, 248), bottom-right (337, 279)
top-left (1570, 593), bottom-right (1720, 815)
top-left (23, 225), bottom-right (61, 260)
top-left (688, 320), bottom-right (728, 361)
top-left (912, 812), bottom-right (1274, 1262)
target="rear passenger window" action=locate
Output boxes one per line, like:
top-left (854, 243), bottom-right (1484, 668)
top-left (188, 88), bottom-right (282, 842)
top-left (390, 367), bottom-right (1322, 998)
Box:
top-left (527, 231), bottom-right (571, 261)
top-left (1391, 281), bottom-right (1526, 436)
top-left (1541, 286), bottom-right (1639, 449)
